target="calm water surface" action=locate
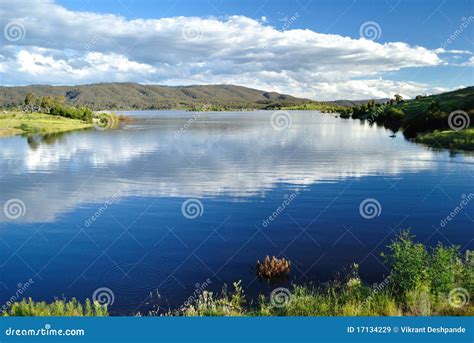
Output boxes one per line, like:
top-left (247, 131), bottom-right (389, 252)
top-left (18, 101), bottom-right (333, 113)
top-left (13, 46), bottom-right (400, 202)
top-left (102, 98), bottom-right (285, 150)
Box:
top-left (0, 110), bottom-right (473, 314)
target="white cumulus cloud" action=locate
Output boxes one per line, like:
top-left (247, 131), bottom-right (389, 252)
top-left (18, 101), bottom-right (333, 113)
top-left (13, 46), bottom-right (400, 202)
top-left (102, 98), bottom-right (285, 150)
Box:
top-left (0, 0), bottom-right (467, 99)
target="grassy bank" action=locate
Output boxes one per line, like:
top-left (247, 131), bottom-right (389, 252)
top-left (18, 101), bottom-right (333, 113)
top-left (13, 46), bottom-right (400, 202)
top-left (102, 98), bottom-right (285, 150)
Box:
top-left (0, 112), bottom-right (93, 137)
top-left (180, 232), bottom-right (473, 317)
top-left (1, 233), bottom-right (471, 317)
top-left (2, 298), bottom-right (108, 316)
top-left (415, 129), bottom-right (474, 152)
top-left (330, 87), bottom-right (473, 151)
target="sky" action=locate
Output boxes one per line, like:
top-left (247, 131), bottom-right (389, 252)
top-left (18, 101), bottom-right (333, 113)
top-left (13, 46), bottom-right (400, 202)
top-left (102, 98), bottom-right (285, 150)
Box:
top-left (0, 0), bottom-right (473, 100)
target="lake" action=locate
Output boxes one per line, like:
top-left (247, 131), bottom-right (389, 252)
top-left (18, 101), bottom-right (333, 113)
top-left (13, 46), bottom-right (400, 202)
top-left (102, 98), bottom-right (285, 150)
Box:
top-left (0, 110), bottom-right (472, 315)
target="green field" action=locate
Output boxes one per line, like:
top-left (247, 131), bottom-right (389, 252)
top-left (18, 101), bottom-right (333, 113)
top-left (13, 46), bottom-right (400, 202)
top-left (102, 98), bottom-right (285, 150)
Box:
top-left (415, 129), bottom-right (474, 152)
top-left (0, 111), bottom-right (92, 137)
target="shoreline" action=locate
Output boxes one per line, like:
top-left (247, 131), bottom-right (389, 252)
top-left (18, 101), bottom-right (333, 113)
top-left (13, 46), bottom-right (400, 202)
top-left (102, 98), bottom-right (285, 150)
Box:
top-left (0, 111), bottom-right (93, 138)
top-left (1, 109), bottom-right (472, 153)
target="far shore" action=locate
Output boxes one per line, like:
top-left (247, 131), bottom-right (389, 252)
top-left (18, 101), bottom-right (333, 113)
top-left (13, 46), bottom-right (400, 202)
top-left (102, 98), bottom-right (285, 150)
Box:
top-left (1, 108), bottom-right (472, 153)
top-left (0, 111), bottom-right (93, 137)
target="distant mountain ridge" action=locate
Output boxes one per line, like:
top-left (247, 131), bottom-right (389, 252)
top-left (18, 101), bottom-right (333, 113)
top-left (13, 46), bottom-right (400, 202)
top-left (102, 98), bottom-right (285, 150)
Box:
top-left (0, 82), bottom-right (397, 110)
top-left (0, 83), bottom-right (315, 110)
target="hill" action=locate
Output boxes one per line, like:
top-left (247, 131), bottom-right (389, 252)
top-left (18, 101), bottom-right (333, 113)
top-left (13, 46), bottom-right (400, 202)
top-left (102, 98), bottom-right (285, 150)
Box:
top-left (0, 83), bottom-right (314, 110)
top-left (327, 98), bottom-right (390, 107)
top-left (343, 86), bottom-right (474, 150)
top-left (392, 86), bottom-right (474, 116)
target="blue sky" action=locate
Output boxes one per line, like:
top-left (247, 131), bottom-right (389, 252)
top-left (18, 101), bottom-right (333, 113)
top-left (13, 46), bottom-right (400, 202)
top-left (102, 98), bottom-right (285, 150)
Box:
top-left (0, 0), bottom-right (473, 100)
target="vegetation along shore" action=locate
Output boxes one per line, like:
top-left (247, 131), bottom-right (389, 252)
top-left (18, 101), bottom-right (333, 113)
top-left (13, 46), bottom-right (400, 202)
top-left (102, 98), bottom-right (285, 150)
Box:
top-left (328, 87), bottom-right (474, 152)
top-left (2, 231), bottom-right (472, 317)
top-left (0, 93), bottom-right (119, 137)
top-left (0, 84), bottom-right (472, 151)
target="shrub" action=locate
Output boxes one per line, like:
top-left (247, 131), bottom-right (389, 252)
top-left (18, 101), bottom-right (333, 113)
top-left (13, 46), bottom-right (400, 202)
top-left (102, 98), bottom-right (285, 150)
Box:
top-left (256, 256), bottom-right (291, 279)
top-left (382, 231), bottom-right (430, 299)
top-left (2, 298), bottom-right (108, 316)
top-left (383, 230), bottom-right (472, 311)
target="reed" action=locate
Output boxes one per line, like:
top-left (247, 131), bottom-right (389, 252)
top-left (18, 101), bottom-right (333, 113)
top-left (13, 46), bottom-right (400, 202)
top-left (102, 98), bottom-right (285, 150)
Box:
top-left (256, 255), bottom-right (291, 279)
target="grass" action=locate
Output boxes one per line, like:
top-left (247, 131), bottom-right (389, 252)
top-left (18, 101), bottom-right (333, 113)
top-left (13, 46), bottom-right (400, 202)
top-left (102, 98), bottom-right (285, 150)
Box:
top-left (0, 111), bottom-right (93, 137)
top-left (281, 102), bottom-right (346, 113)
top-left (2, 298), bottom-right (108, 316)
top-left (2, 232), bottom-right (472, 317)
top-left (392, 87), bottom-right (474, 116)
top-left (179, 231), bottom-right (473, 317)
top-left (415, 128), bottom-right (474, 151)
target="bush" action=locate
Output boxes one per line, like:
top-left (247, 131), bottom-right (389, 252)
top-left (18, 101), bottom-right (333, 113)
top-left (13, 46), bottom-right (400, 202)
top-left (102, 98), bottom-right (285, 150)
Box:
top-left (382, 231), bottom-right (430, 298)
top-left (2, 298), bottom-right (108, 316)
top-left (385, 107), bottom-right (405, 120)
top-left (383, 230), bottom-right (472, 313)
top-left (256, 256), bottom-right (291, 279)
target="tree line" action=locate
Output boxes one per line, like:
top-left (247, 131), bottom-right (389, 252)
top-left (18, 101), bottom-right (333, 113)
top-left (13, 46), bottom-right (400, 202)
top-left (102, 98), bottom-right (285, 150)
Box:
top-left (338, 92), bottom-right (473, 137)
top-left (23, 92), bottom-right (93, 122)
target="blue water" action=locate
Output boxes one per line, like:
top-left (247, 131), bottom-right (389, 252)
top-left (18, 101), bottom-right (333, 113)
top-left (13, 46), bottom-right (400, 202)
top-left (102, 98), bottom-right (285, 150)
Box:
top-left (0, 110), bottom-right (472, 315)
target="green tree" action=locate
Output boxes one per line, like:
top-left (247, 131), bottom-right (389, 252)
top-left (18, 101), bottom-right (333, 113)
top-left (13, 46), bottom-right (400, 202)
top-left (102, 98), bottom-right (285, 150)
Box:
top-left (40, 96), bottom-right (54, 113)
top-left (24, 92), bottom-right (38, 112)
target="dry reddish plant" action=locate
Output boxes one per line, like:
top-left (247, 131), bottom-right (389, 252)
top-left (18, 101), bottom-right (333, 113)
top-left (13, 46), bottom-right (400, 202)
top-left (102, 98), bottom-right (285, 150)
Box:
top-left (256, 255), bottom-right (291, 279)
